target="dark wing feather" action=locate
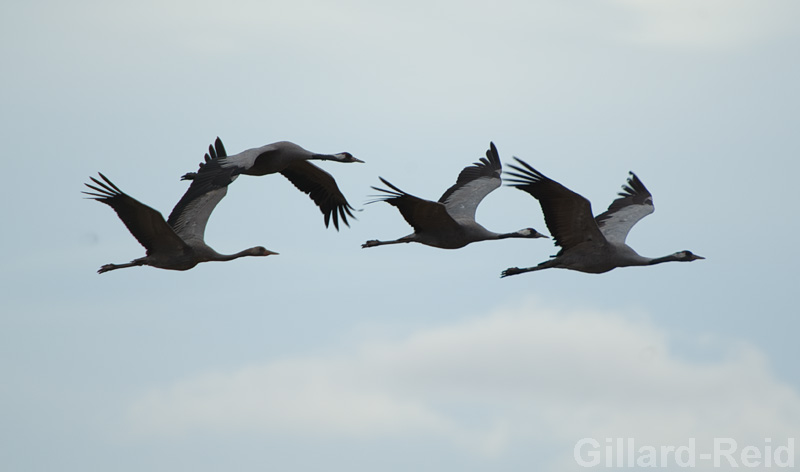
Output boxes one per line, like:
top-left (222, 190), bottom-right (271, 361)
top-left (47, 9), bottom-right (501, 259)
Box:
top-left (369, 177), bottom-right (461, 233)
top-left (505, 158), bottom-right (605, 251)
top-left (168, 139), bottom-right (238, 234)
top-left (181, 137), bottom-right (227, 181)
top-left (209, 137), bottom-right (226, 161)
top-left (280, 161), bottom-right (355, 230)
top-left (594, 172), bottom-right (654, 244)
top-left (83, 173), bottom-right (187, 255)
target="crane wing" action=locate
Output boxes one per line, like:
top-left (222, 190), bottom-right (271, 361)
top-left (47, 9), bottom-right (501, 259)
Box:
top-left (437, 142), bottom-right (502, 222)
top-left (505, 158), bottom-right (605, 251)
top-left (167, 182), bottom-right (229, 246)
top-left (369, 177), bottom-right (461, 234)
top-left (83, 173), bottom-right (188, 255)
top-left (166, 138), bottom-right (241, 244)
top-left (594, 172), bottom-right (654, 245)
top-left (279, 161), bottom-right (356, 230)
top-left (180, 137), bottom-right (227, 181)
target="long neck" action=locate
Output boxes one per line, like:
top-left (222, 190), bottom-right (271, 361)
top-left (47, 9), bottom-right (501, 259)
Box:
top-left (496, 232), bottom-right (520, 240)
top-left (496, 230), bottom-right (534, 240)
top-left (204, 247), bottom-right (261, 262)
top-left (310, 152), bottom-right (343, 162)
top-left (608, 245), bottom-right (656, 267)
top-left (460, 225), bottom-right (503, 242)
top-left (225, 247), bottom-right (263, 261)
top-left (646, 254), bottom-right (682, 265)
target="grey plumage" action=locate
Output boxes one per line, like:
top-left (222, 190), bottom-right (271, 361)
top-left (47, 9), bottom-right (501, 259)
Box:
top-left (362, 143), bottom-right (548, 249)
top-left (501, 158), bottom-right (704, 276)
top-left (180, 137), bottom-right (363, 230)
top-left (83, 172), bottom-right (277, 273)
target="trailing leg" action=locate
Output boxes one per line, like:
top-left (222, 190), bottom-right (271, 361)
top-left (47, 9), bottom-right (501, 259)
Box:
top-left (361, 237), bottom-right (412, 248)
top-left (98, 258), bottom-right (146, 274)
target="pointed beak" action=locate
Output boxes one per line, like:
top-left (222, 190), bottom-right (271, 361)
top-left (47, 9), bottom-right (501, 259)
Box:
top-left (352, 157), bottom-right (365, 163)
top-left (693, 254), bottom-right (705, 260)
top-left (267, 250), bottom-right (280, 256)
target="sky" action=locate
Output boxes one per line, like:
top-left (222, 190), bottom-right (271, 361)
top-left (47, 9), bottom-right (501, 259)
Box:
top-left (2, 0), bottom-right (799, 471)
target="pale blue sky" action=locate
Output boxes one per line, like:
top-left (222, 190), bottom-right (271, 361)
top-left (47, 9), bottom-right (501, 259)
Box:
top-left (2, 1), bottom-right (799, 471)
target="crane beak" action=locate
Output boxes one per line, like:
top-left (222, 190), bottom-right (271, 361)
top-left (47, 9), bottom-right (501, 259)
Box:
top-left (524, 228), bottom-right (549, 238)
top-left (692, 254), bottom-right (705, 260)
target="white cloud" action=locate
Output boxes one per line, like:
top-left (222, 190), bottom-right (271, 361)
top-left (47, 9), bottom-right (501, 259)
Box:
top-left (128, 299), bottom-right (800, 467)
top-left (608, 0), bottom-right (797, 50)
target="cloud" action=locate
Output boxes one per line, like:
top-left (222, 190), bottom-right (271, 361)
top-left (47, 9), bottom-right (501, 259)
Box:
top-left (608, 0), bottom-right (797, 50)
top-left (128, 299), bottom-right (800, 466)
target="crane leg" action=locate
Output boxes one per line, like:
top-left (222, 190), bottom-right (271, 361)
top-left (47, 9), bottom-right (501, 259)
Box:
top-left (97, 259), bottom-right (145, 274)
top-left (361, 238), bottom-right (409, 248)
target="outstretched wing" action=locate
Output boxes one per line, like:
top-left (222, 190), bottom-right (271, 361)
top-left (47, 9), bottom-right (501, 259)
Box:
top-left (437, 142), bottom-right (503, 222)
top-left (369, 177), bottom-right (461, 234)
top-left (280, 161), bottom-right (356, 230)
top-left (505, 158), bottom-right (605, 251)
top-left (594, 172), bottom-right (654, 244)
top-left (83, 173), bottom-right (188, 255)
top-left (180, 137), bottom-right (228, 181)
top-left (166, 183), bottom-right (229, 246)
top-left (167, 138), bottom-right (239, 243)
